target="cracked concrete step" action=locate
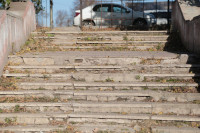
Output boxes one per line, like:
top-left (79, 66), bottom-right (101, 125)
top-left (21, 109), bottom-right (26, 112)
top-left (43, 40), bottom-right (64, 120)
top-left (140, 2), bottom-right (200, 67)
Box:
top-left (76, 35), bottom-right (169, 41)
top-left (44, 30), bottom-right (168, 35)
top-left (0, 113), bottom-right (69, 125)
top-left (45, 45), bottom-right (158, 51)
top-left (75, 40), bottom-right (167, 45)
top-left (71, 123), bottom-right (136, 133)
top-left (8, 51), bottom-right (200, 66)
top-left (0, 124), bottom-right (136, 133)
top-left (2, 112), bottom-right (199, 126)
top-left (52, 40), bottom-right (167, 45)
top-left (73, 102), bottom-right (200, 115)
top-left (6, 64), bottom-right (200, 74)
top-left (0, 102), bottom-right (199, 115)
top-left (0, 125), bottom-right (66, 132)
top-left (1, 112), bottom-right (194, 125)
top-left (17, 82), bottom-right (199, 90)
top-left (45, 35), bottom-right (168, 41)
top-left (8, 51), bottom-right (185, 66)
top-left (1, 90), bottom-right (200, 103)
top-left (71, 73), bottom-right (199, 82)
top-left (68, 113), bottom-right (200, 123)
top-left (151, 126), bottom-right (200, 133)
top-left (4, 73), bottom-right (199, 82)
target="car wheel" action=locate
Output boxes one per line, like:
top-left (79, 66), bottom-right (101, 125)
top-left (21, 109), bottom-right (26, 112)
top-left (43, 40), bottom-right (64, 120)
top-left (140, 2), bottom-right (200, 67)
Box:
top-left (82, 21), bottom-right (95, 27)
top-left (134, 19), bottom-right (147, 27)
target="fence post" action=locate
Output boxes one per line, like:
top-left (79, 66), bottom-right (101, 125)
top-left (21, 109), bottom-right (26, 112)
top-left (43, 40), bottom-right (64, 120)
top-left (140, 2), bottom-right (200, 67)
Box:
top-left (80, 0), bottom-right (83, 30)
top-left (50, 0), bottom-right (53, 29)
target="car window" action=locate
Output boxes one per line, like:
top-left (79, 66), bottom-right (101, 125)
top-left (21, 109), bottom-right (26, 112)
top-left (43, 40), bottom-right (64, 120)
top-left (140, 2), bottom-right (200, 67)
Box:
top-left (112, 5), bottom-right (126, 13)
top-left (93, 4), bottom-right (111, 12)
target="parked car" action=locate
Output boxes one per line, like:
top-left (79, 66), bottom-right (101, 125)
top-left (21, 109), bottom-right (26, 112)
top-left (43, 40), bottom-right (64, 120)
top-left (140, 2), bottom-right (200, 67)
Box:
top-left (74, 3), bottom-right (156, 27)
top-left (144, 10), bottom-right (172, 25)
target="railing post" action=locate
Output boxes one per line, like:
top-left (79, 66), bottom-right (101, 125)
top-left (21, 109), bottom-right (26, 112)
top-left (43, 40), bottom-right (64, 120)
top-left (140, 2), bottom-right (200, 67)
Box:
top-left (50, 0), bottom-right (53, 29)
top-left (168, 0), bottom-right (170, 31)
top-left (80, 0), bottom-right (83, 30)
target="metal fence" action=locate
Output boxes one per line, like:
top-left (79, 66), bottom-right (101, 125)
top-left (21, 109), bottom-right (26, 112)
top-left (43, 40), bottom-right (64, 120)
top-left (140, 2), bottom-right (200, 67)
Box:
top-left (77, 0), bottom-right (172, 30)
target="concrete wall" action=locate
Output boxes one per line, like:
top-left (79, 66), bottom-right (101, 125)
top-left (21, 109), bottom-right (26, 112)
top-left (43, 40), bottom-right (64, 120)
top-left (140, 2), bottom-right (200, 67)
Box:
top-left (172, 0), bottom-right (200, 54)
top-left (0, 1), bottom-right (36, 75)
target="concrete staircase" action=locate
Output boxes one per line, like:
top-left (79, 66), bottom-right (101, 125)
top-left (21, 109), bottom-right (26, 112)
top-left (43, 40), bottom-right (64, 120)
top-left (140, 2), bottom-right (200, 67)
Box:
top-left (0, 30), bottom-right (200, 133)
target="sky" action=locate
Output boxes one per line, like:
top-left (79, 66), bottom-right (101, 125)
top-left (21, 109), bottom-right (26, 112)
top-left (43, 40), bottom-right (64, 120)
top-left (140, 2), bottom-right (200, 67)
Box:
top-left (41, 0), bottom-right (75, 27)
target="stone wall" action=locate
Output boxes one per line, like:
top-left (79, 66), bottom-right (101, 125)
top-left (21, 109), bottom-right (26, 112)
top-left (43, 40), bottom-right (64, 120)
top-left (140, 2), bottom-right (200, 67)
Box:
top-left (0, 1), bottom-right (36, 75)
top-left (172, 0), bottom-right (200, 54)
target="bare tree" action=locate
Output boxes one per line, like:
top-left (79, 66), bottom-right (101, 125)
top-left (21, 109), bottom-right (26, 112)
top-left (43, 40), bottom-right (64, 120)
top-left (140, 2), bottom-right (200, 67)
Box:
top-left (56, 10), bottom-right (71, 27)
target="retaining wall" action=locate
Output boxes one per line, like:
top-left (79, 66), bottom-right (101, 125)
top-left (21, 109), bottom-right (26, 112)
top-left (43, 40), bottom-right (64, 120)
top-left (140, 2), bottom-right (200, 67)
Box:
top-left (0, 1), bottom-right (36, 75)
top-left (172, 0), bottom-right (200, 54)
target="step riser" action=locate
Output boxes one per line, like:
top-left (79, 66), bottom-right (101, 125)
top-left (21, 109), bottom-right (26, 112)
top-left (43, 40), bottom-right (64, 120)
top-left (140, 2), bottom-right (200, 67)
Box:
top-left (45, 45), bottom-right (162, 51)
top-left (51, 36), bottom-right (168, 41)
top-left (9, 56), bottom-right (198, 66)
top-left (1, 92), bottom-right (200, 103)
top-left (8, 57), bottom-right (200, 66)
top-left (6, 67), bottom-right (200, 74)
top-left (52, 41), bottom-right (166, 45)
top-left (0, 114), bottom-right (199, 126)
top-left (0, 105), bottom-right (199, 116)
top-left (74, 106), bottom-right (200, 115)
top-left (0, 116), bottom-right (68, 125)
top-left (5, 74), bottom-right (197, 82)
top-left (45, 32), bottom-right (168, 36)
top-left (18, 84), bottom-right (197, 91)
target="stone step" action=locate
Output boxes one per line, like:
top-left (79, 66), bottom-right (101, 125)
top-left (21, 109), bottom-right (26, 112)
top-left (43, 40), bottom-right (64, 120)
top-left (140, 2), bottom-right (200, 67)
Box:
top-left (6, 64), bottom-right (200, 74)
top-left (51, 40), bottom-right (167, 45)
top-left (73, 102), bottom-right (200, 115)
top-left (1, 90), bottom-right (200, 103)
top-left (75, 40), bottom-right (167, 45)
top-left (43, 35), bottom-right (168, 41)
top-left (76, 35), bottom-right (169, 41)
top-left (151, 126), bottom-right (200, 133)
top-left (4, 73), bottom-right (199, 82)
top-left (0, 102), bottom-right (199, 115)
top-left (71, 73), bottom-right (199, 82)
top-left (71, 123), bottom-right (136, 133)
top-left (45, 45), bottom-right (159, 51)
top-left (0, 113), bottom-right (69, 125)
top-left (8, 51), bottom-right (200, 66)
top-left (0, 112), bottom-right (199, 126)
top-left (44, 30), bottom-right (168, 35)
top-left (0, 125), bottom-right (66, 132)
top-left (17, 82), bottom-right (198, 90)
top-left (68, 113), bottom-right (200, 123)
top-left (0, 124), bottom-right (136, 133)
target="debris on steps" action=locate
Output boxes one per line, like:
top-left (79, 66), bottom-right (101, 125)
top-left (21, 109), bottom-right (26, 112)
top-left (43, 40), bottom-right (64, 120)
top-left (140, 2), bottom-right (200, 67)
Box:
top-left (1, 29), bottom-right (200, 133)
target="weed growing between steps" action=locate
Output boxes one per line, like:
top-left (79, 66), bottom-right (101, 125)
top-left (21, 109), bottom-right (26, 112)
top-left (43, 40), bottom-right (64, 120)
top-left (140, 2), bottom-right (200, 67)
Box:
top-left (144, 78), bottom-right (195, 84)
top-left (130, 120), bottom-right (200, 132)
top-left (0, 117), bottom-right (18, 127)
top-left (16, 34), bottom-right (63, 55)
top-left (49, 125), bottom-right (79, 133)
top-left (140, 59), bottom-right (161, 65)
top-left (0, 105), bottom-right (25, 113)
top-left (0, 96), bottom-right (60, 103)
top-left (0, 77), bottom-right (17, 91)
